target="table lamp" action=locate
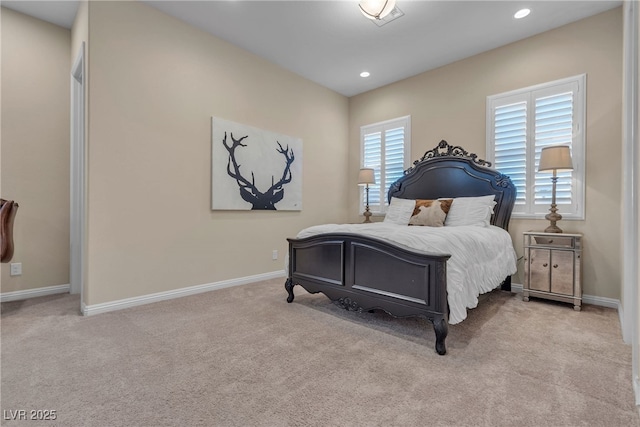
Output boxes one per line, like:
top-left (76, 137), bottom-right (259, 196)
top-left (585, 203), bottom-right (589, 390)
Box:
top-left (358, 168), bottom-right (376, 223)
top-left (538, 145), bottom-right (573, 233)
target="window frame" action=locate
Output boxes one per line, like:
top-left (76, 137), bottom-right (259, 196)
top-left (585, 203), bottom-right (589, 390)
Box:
top-left (486, 74), bottom-right (586, 220)
top-left (360, 115), bottom-right (411, 215)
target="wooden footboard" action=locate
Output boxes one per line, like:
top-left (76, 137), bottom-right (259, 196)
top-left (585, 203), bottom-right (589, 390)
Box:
top-left (285, 233), bottom-right (451, 355)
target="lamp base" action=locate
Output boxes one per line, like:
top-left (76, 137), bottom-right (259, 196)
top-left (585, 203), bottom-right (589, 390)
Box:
top-left (363, 209), bottom-right (372, 223)
top-left (544, 224), bottom-right (563, 233)
top-left (544, 210), bottom-right (563, 233)
top-left (363, 186), bottom-right (372, 223)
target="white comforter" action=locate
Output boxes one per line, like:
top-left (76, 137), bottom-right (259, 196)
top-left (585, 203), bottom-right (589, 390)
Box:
top-left (297, 223), bottom-right (517, 325)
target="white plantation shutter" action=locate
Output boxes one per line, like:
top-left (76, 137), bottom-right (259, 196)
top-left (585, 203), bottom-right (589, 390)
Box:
top-left (361, 116), bottom-right (411, 213)
top-left (384, 127), bottom-right (406, 193)
top-left (363, 131), bottom-right (382, 206)
top-left (493, 99), bottom-right (527, 208)
top-left (487, 75), bottom-right (585, 219)
top-left (534, 92), bottom-right (574, 211)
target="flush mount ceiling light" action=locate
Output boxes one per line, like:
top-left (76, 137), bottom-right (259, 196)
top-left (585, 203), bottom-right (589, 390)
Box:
top-left (359, 0), bottom-right (397, 20)
top-left (360, 71), bottom-right (370, 77)
top-left (514, 8), bottom-right (531, 19)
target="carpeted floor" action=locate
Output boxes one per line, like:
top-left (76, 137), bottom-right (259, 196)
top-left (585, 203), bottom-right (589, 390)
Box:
top-left (1, 278), bottom-right (638, 426)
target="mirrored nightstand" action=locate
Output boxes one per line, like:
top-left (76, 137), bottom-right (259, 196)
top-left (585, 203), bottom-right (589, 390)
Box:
top-left (523, 231), bottom-right (582, 311)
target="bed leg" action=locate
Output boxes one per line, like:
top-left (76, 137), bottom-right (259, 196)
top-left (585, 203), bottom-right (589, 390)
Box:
top-left (285, 278), bottom-right (295, 303)
top-left (432, 317), bottom-right (448, 355)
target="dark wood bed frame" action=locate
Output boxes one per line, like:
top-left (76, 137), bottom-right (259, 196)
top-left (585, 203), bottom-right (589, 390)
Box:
top-left (284, 140), bottom-right (516, 355)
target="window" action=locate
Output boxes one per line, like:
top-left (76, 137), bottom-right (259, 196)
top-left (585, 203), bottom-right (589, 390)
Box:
top-left (486, 75), bottom-right (585, 219)
top-left (360, 116), bottom-right (411, 214)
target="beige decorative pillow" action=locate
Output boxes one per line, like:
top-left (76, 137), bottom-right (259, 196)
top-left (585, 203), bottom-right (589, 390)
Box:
top-left (409, 199), bottom-right (453, 227)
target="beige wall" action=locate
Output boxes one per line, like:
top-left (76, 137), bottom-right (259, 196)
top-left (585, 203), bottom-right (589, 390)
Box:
top-left (84, 1), bottom-right (349, 305)
top-left (0, 8), bottom-right (71, 292)
top-left (349, 8), bottom-right (623, 299)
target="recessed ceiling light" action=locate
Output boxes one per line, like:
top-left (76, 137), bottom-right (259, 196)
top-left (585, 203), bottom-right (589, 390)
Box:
top-left (360, 71), bottom-right (370, 78)
top-left (514, 8), bottom-right (531, 19)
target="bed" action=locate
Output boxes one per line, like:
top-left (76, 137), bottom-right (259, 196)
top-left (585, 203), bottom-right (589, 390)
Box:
top-left (284, 140), bottom-right (517, 355)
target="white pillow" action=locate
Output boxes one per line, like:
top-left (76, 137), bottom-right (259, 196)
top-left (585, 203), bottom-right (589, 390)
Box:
top-left (444, 195), bottom-right (496, 227)
top-left (383, 197), bottom-right (416, 225)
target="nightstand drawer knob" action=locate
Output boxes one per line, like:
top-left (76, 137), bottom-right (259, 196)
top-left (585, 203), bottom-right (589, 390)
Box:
top-left (549, 239), bottom-right (554, 243)
top-left (543, 263), bottom-right (548, 267)
top-left (553, 264), bottom-right (558, 268)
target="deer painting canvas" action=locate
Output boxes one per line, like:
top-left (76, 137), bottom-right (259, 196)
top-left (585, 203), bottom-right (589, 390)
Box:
top-left (211, 117), bottom-right (302, 211)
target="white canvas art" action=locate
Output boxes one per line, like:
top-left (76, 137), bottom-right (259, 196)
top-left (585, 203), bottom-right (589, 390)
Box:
top-left (211, 117), bottom-right (303, 211)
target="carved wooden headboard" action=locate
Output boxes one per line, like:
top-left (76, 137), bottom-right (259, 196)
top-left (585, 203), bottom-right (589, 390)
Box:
top-left (388, 140), bottom-right (516, 230)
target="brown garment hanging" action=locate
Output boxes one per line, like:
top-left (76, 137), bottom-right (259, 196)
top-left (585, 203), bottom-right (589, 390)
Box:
top-left (1, 199), bottom-right (19, 263)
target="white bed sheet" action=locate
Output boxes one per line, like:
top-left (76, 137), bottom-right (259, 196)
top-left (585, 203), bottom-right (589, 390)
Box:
top-left (296, 222), bottom-right (517, 325)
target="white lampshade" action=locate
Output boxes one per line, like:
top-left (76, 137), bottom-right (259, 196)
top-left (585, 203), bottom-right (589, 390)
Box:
top-left (359, 0), bottom-right (397, 20)
top-left (538, 145), bottom-right (574, 172)
top-left (358, 168), bottom-right (376, 185)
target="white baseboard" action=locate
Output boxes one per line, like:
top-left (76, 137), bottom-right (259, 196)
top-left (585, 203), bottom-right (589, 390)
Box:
top-left (1, 277), bottom-right (621, 317)
top-left (510, 283), bottom-right (620, 309)
top-left (0, 284), bottom-right (70, 302)
top-left (81, 270), bottom-right (286, 316)
top-left (509, 283), bottom-right (524, 293)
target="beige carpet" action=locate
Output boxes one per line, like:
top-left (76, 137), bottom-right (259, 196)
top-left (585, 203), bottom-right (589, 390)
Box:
top-left (1, 278), bottom-right (638, 427)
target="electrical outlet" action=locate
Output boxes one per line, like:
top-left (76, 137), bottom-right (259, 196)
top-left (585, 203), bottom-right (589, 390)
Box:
top-left (10, 262), bottom-right (22, 276)
top-left (272, 250), bottom-right (278, 260)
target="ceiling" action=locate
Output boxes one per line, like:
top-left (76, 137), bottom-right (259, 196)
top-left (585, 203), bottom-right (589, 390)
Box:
top-left (1, 0), bottom-right (622, 97)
